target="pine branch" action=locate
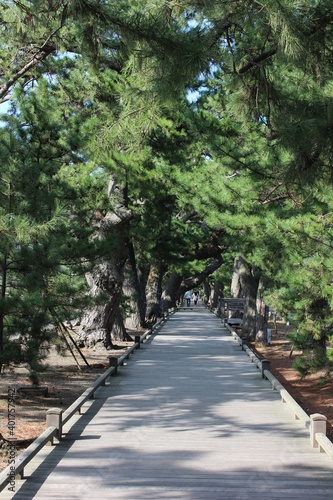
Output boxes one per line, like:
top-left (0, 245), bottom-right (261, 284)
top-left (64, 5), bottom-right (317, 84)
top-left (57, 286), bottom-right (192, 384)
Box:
top-left (0, 3), bottom-right (68, 102)
top-left (216, 146), bottom-right (275, 180)
top-left (238, 47), bottom-right (277, 75)
top-left (259, 183), bottom-right (284, 204)
top-left (260, 193), bottom-right (289, 205)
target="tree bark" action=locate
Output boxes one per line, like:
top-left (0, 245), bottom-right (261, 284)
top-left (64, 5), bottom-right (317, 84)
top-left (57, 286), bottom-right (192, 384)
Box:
top-left (0, 182), bottom-right (12, 371)
top-left (123, 240), bottom-right (147, 330)
top-left (110, 308), bottom-right (132, 342)
top-left (203, 282), bottom-right (211, 305)
top-left (146, 262), bottom-right (167, 321)
top-left (77, 179), bottom-right (132, 347)
top-left (256, 278), bottom-right (269, 347)
top-left (176, 255), bottom-right (224, 303)
top-left (209, 281), bottom-right (224, 316)
top-left (210, 281), bottom-right (224, 309)
top-left (123, 265), bottom-right (142, 331)
top-left (231, 255), bottom-right (259, 340)
top-left (231, 257), bottom-right (243, 298)
top-left (161, 271), bottom-right (183, 310)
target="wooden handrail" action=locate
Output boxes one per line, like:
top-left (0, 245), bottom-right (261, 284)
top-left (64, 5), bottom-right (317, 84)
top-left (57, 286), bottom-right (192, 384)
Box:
top-left (224, 320), bottom-right (333, 458)
top-left (315, 433), bottom-right (333, 459)
top-left (225, 322), bottom-right (311, 428)
top-left (264, 371), bottom-right (311, 428)
top-left (0, 427), bottom-right (57, 491)
top-left (62, 365), bottom-right (116, 425)
top-left (0, 312), bottom-right (172, 493)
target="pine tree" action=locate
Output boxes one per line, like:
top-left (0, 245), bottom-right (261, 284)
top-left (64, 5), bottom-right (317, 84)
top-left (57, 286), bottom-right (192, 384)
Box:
top-left (1, 0), bottom-right (332, 375)
top-left (0, 70), bottom-right (110, 377)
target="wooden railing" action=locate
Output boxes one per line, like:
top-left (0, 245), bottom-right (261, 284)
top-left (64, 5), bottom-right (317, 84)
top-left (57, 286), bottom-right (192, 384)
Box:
top-left (1, 305), bottom-right (331, 495)
top-left (315, 432), bottom-right (333, 456)
top-left (224, 321), bottom-right (333, 461)
top-left (0, 311), bottom-right (175, 493)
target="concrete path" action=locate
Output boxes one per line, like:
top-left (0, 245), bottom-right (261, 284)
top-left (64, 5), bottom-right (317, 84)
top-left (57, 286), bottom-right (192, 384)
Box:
top-left (4, 306), bottom-right (333, 499)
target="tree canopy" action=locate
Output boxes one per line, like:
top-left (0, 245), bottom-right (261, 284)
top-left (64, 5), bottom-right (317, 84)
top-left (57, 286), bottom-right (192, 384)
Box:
top-left (0, 0), bottom-right (333, 378)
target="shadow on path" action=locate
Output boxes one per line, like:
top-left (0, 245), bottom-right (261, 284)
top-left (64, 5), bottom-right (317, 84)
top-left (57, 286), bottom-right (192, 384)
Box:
top-left (7, 306), bottom-right (333, 499)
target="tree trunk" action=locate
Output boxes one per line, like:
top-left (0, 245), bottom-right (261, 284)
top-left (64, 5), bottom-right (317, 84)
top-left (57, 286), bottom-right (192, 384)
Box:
top-left (256, 278), bottom-right (269, 347)
top-left (0, 253), bottom-right (7, 370)
top-left (110, 308), bottom-right (132, 342)
top-left (123, 240), bottom-right (147, 330)
top-left (203, 282), bottom-right (210, 304)
top-left (0, 182), bottom-right (11, 371)
top-left (210, 281), bottom-right (223, 315)
top-left (210, 282), bottom-right (224, 309)
top-left (231, 257), bottom-right (243, 298)
top-left (123, 265), bottom-right (142, 331)
top-left (146, 262), bottom-right (167, 321)
top-left (77, 179), bottom-right (132, 348)
top-left (77, 251), bottom-right (127, 347)
top-left (231, 256), bottom-right (259, 340)
top-left (161, 271), bottom-right (183, 310)
top-left (176, 255), bottom-right (224, 303)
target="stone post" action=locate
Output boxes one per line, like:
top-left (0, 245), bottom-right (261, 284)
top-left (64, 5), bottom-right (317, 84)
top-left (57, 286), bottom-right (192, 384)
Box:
top-left (241, 337), bottom-right (246, 350)
top-left (46, 407), bottom-right (63, 444)
top-left (310, 413), bottom-right (327, 448)
top-left (261, 359), bottom-right (270, 379)
top-left (135, 335), bottom-right (141, 349)
top-left (108, 356), bottom-right (118, 375)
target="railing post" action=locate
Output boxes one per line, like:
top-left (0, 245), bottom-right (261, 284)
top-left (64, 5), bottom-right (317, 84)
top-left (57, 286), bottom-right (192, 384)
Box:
top-left (135, 335), bottom-right (141, 349)
top-left (46, 407), bottom-right (63, 444)
top-left (15, 469), bottom-right (24, 480)
top-left (108, 356), bottom-right (118, 375)
top-left (310, 413), bottom-right (327, 448)
top-left (261, 359), bottom-right (270, 379)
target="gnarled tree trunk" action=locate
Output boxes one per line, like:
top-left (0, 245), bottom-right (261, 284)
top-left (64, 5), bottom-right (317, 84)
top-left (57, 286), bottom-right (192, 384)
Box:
top-left (77, 179), bottom-right (132, 348)
top-left (146, 262), bottom-right (167, 321)
top-left (110, 308), bottom-right (132, 342)
top-left (231, 255), bottom-right (259, 340)
top-left (210, 281), bottom-right (224, 309)
top-left (203, 282), bottom-right (211, 305)
top-left (123, 267), bottom-right (142, 331)
top-left (161, 271), bottom-right (183, 310)
top-left (176, 255), bottom-right (223, 303)
top-left (123, 240), bottom-right (147, 330)
top-left (256, 277), bottom-right (269, 347)
top-left (210, 281), bottom-right (224, 315)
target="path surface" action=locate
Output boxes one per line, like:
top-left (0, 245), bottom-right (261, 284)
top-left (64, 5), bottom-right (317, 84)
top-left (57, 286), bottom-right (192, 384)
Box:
top-left (4, 306), bottom-right (333, 499)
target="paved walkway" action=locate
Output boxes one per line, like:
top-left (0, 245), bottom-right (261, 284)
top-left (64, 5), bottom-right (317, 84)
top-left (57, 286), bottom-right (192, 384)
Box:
top-left (4, 306), bottom-right (333, 499)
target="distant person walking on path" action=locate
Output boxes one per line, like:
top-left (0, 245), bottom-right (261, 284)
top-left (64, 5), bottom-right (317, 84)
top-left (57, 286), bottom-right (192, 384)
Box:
top-left (185, 290), bottom-right (191, 307)
top-left (193, 291), bottom-right (199, 306)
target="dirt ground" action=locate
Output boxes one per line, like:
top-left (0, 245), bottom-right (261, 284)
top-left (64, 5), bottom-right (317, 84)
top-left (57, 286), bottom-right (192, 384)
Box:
top-left (0, 322), bottom-right (332, 473)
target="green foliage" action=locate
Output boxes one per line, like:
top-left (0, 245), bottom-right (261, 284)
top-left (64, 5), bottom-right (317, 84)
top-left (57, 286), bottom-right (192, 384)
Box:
top-left (1, 0), bottom-right (333, 379)
top-left (289, 326), bottom-right (333, 379)
top-left (0, 338), bottom-right (22, 367)
top-left (0, 68), bottom-right (111, 374)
